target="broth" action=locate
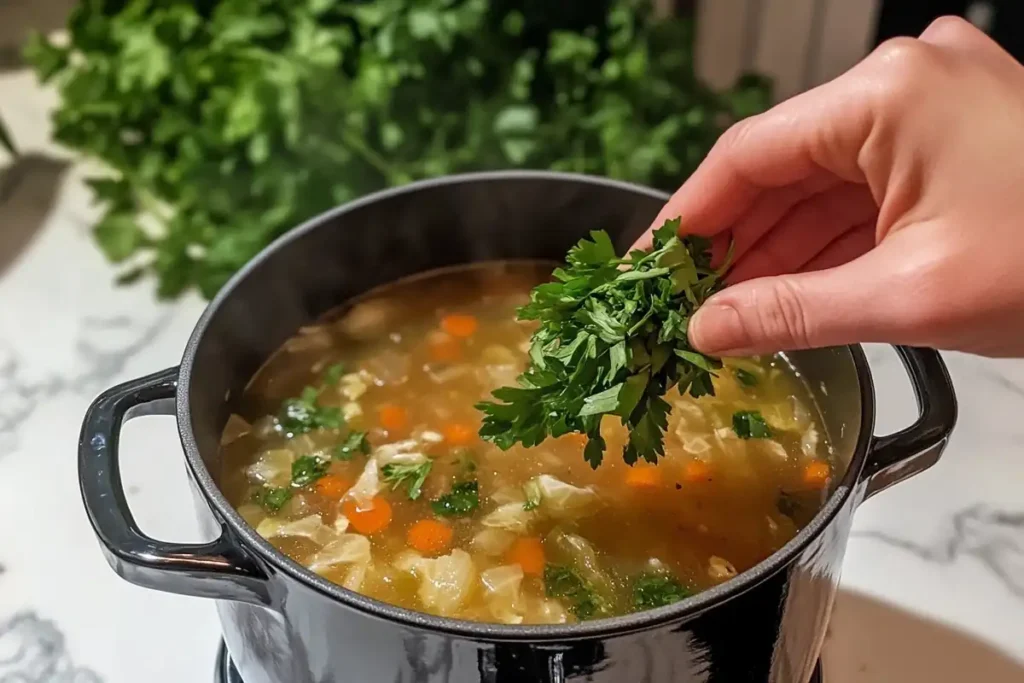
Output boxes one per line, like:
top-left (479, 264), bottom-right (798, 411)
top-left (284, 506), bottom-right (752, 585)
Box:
top-left (220, 263), bottom-right (834, 624)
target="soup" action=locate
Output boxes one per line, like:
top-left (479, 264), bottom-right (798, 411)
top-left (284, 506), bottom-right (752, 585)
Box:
top-left (220, 263), bottom-right (834, 624)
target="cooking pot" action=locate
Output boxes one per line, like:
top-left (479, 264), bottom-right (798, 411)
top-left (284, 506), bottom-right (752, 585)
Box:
top-left (79, 172), bottom-right (957, 683)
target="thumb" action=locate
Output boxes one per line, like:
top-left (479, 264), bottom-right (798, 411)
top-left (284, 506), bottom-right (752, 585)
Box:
top-left (689, 242), bottom-right (927, 355)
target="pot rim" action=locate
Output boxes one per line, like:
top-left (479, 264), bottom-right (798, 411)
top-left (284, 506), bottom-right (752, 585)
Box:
top-left (176, 170), bottom-right (875, 641)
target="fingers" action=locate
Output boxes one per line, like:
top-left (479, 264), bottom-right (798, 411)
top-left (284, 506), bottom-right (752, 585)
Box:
top-left (799, 221), bottom-right (876, 273)
top-left (688, 237), bottom-right (929, 355)
top-left (726, 183), bottom-right (877, 283)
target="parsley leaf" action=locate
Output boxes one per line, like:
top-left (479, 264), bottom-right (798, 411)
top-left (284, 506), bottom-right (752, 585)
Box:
top-left (334, 431), bottom-right (370, 460)
top-left (632, 573), bottom-right (690, 610)
top-left (477, 220), bottom-right (730, 467)
top-left (291, 455), bottom-right (330, 487)
top-left (734, 368), bottom-right (759, 387)
top-left (543, 563), bottom-right (607, 620)
top-left (279, 386), bottom-right (343, 435)
top-left (28, 3), bottom-right (769, 300)
top-left (323, 363), bottom-right (346, 386)
top-left (732, 410), bottom-right (772, 439)
top-left (381, 461), bottom-right (433, 500)
top-left (431, 481), bottom-right (479, 517)
top-left (252, 486), bottom-right (293, 513)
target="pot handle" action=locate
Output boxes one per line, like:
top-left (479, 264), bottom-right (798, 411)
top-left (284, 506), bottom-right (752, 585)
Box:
top-left (862, 346), bottom-right (957, 498)
top-left (79, 366), bottom-right (270, 606)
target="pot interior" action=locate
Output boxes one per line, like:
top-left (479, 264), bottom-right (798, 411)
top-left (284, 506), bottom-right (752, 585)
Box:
top-left (183, 172), bottom-right (862, 530)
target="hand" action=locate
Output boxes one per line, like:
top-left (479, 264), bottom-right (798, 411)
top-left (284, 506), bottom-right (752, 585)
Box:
top-left (638, 16), bottom-right (1024, 358)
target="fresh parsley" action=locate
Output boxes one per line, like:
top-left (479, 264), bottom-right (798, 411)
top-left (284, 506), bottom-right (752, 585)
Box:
top-left (323, 363), bottom-right (346, 386)
top-left (334, 431), bottom-right (370, 461)
top-left (431, 481), bottom-right (479, 517)
top-left (252, 486), bottom-right (292, 513)
top-left (26, 2), bottom-right (769, 300)
top-left (732, 410), bottom-right (772, 439)
top-left (543, 563), bottom-right (607, 620)
top-left (632, 572), bottom-right (690, 610)
top-left (381, 461), bottom-right (433, 500)
top-left (477, 219), bottom-right (730, 467)
top-left (734, 368), bottom-right (759, 387)
top-left (291, 455), bottom-right (330, 487)
top-left (279, 387), bottom-right (343, 435)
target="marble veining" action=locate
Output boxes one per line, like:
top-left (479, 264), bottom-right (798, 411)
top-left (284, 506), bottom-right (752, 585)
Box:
top-left (0, 612), bottom-right (103, 683)
top-left (852, 505), bottom-right (1024, 599)
top-left (0, 314), bottom-right (170, 450)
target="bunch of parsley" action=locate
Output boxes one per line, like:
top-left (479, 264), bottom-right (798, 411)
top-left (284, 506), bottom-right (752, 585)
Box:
top-left (477, 219), bottom-right (729, 467)
top-left (24, 0), bottom-right (768, 299)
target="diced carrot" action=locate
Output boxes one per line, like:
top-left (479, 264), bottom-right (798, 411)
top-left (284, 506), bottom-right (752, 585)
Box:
top-left (342, 496), bottom-right (393, 535)
top-left (315, 474), bottom-right (351, 500)
top-left (682, 460), bottom-right (712, 484)
top-left (441, 314), bottom-right (478, 338)
top-left (406, 519), bottom-right (454, 555)
top-left (625, 465), bottom-right (662, 488)
top-left (378, 404), bottom-right (409, 432)
top-left (506, 537), bottom-right (546, 576)
top-left (442, 422), bottom-right (476, 446)
top-left (802, 460), bottom-right (831, 488)
top-left (428, 335), bottom-right (463, 363)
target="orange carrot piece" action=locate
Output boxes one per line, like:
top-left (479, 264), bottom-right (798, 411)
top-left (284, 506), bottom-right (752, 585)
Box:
top-left (378, 404), bottom-right (409, 432)
top-left (682, 460), bottom-right (712, 484)
top-left (342, 496), bottom-right (393, 535)
top-left (441, 314), bottom-right (478, 338)
top-left (625, 465), bottom-right (662, 488)
top-left (802, 460), bottom-right (831, 488)
top-left (506, 537), bottom-right (546, 576)
top-left (406, 519), bottom-right (454, 555)
top-left (442, 422), bottom-right (476, 446)
top-left (428, 335), bottom-right (463, 362)
top-left (315, 474), bottom-right (352, 500)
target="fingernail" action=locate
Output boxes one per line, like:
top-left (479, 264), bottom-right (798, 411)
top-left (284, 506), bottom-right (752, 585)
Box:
top-left (690, 303), bottom-right (751, 355)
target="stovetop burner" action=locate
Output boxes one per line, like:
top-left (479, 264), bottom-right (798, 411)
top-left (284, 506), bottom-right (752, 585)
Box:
top-left (214, 641), bottom-right (824, 682)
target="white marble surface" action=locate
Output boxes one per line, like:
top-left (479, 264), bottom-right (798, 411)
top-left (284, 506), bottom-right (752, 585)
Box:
top-left (1, 71), bottom-right (1023, 683)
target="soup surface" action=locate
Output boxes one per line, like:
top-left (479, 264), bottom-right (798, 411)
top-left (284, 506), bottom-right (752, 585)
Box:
top-left (220, 263), bottom-right (834, 624)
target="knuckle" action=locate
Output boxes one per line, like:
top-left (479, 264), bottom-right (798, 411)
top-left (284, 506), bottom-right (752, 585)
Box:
top-left (868, 37), bottom-right (937, 102)
top-left (716, 117), bottom-right (758, 155)
top-left (921, 15), bottom-right (977, 44)
top-left (754, 280), bottom-right (813, 349)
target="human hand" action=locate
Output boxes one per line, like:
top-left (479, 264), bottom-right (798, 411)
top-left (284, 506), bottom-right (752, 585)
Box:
top-left (638, 16), bottom-right (1024, 358)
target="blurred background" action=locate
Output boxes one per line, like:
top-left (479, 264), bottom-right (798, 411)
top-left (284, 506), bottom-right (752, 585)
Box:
top-left (0, 0), bottom-right (1016, 304)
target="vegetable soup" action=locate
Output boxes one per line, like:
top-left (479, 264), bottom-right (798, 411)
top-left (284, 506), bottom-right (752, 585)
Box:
top-left (220, 263), bottom-right (834, 624)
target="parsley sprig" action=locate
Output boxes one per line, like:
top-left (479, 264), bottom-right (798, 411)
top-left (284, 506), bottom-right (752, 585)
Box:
top-left (477, 219), bottom-right (730, 467)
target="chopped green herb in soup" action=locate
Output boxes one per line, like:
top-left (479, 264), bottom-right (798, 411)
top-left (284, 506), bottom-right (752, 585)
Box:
top-left (220, 264), bottom-right (834, 624)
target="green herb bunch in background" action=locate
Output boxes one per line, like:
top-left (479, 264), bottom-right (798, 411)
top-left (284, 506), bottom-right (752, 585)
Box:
top-left (26, 0), bottom-right (769, 299)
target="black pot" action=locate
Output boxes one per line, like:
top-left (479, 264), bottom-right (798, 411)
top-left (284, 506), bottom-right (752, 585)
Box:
top-left (79, 172), bottom-right (957, 683)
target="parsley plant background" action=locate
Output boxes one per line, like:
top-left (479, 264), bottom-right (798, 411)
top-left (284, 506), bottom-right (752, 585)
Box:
top-left (24, 0), bottom-right (770, 300)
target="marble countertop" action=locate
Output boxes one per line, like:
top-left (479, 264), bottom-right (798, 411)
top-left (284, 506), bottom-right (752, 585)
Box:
top-left (1, 72), bottom-right (1023, 683)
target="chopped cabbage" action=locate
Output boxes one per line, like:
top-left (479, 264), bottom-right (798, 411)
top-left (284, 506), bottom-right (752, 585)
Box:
top-left (471, 528), bottom-right (517, 556)
top-left (247, 449), bottom-right (293, 488)
top-left (480, 565), bottom-right (525, 624)
top-left (526, 597), bottom-right (570, 624)
top-left (758, 440), bottom-right (789, 462)
top-left (397, 549), bottom-right (478, 617)
top-left (533, 475), bottom-right (601, 520)
top-left (256, 514), bottom-right (336, 547)
top-left (334, 515), bottom-right (350, 534)
top-left (308, 534), bottom-right (372, 575)
top-left (708, 556), bottom-right (738, 581)
top-left (347, 458), bottom-right (381, 507)
top-left (548, 530), bottom-right (613, 598)
top-left (339, 372), bottom-right (369, 400)
top-left (374, 440), bottom-right (428, 468)
top-left (481, 502), bottom-right (537, 534)
top-left (342, 402), bottom-right (363, 421)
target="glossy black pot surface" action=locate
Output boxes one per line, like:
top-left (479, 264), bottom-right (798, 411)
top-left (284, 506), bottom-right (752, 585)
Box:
top-left (79, 172), bottom-right (957, 683)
